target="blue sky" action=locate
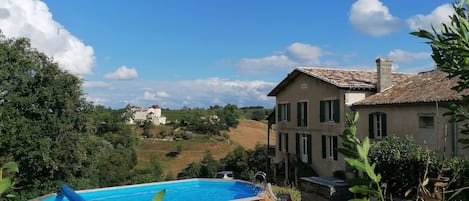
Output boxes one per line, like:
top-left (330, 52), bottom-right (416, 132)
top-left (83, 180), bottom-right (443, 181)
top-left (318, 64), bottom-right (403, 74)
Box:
top-left (0, 0), bottom-right (455, 109)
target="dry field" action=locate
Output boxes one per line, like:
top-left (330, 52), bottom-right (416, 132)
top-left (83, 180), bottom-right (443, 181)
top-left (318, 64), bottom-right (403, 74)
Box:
top-left (135, 119), bottom-right (275, 176)
top-left (227, 120), bottom-right (276, 149)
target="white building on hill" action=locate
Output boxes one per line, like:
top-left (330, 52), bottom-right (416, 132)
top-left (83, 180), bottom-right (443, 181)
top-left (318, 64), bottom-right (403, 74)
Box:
top-left (126, 104), bottom-right (167, 125)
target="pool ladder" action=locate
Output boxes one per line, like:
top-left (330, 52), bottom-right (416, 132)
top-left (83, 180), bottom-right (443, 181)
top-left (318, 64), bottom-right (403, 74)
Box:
top-left (252, 171), bottom-right (267, 195)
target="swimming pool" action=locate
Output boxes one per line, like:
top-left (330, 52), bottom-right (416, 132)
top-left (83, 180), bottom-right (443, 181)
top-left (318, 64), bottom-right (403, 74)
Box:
top-left (38, 179), bottom-right (263, 201)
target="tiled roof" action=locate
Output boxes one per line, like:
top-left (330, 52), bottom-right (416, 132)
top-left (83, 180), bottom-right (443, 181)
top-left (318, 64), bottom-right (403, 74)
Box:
top-left (354, 70), bottom-right (469, 106)
top-left (268, 67), bottom-right (412, 96)
top-left (297, 67), bottom-right (412, 89)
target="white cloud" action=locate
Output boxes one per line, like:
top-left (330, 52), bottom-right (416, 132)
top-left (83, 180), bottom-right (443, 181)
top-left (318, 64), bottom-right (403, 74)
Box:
top-left (83, 78), bottom-right (276, 109)
top-left (349, 0), bottom-right (404, 36)
top-left (0, 0), bottom-right (95, 75)
top-left (235, 42), bottom-right (323, 74)
top-left (407, 4), bottom-right (453, 31)
top-left (82, 81), bottom-right (111, 88)
top-left (85, 96), bottom-right (107, 106)
top-left (104, 65), bottom-right (138, 80)
top-left (143, 91), bottom-right (170, 101)
top-left (285, 43), bottom-right (322, 65)
top-left (156, 91), bottom-right (170, 98)
top-left (387, 49), bottom-right (430, 64)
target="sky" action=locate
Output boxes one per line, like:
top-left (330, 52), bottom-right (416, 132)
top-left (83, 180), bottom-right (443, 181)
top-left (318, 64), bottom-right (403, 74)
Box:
top-left (0, 0), bottom-right (456, 109)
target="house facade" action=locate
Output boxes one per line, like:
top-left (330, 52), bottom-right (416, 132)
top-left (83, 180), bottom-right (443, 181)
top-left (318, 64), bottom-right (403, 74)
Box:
top-left (353, 70), bottom-right (469, 159)
top-left (268, 58), bottom-right (469, 185)
top-left (126, 104), bottom-right (167, 125)
top-left (267, 58), bottom-right (412, 183)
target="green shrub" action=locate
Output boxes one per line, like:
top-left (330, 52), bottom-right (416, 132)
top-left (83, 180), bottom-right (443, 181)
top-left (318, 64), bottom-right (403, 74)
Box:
top-left (175, 144), bottom-right (184, 153)
top-left (369, 136), bottom-right (436, 197)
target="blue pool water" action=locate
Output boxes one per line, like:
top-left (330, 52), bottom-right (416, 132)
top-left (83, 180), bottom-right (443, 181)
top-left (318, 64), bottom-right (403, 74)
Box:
top-left (40, 179), bottom-right (262, 201)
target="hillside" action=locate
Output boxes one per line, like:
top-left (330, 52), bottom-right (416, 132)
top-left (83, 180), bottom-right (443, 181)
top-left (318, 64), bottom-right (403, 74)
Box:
top-left (227, 119), bottom-right (276, 149)
top-left (135, 119), bottom-right (275, 176)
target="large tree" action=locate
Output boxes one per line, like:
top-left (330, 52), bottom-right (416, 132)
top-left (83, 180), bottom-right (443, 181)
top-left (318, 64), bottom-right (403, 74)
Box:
top-left (411, 0), bottom-right (469, 148)
top-left (0, 37), bottom-right (99, 196)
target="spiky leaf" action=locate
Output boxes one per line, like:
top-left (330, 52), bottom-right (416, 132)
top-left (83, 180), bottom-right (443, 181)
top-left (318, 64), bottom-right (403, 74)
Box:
top-left (152, 189), bottom-right (166, 201)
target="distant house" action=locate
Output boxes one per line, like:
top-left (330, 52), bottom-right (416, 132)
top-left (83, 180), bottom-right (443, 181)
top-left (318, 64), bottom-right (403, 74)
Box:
top-left (126, 104), bottom-right (167, 125)
top-left (267, 58), bottom-right (468, 185)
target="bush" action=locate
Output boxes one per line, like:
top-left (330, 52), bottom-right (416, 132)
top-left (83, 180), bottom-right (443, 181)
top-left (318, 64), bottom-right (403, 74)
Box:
top-left (369, 136), bottom-right (436, 197)
top-left (130, 155), bottom-right (164, 184)
top-left (175, 144), bottom-right (184, 153)
top-left (177, 162), bottom-right (202, 179)
top-left (182, 131), bottom-right (192, 140)
top-left (251, 109), bottom-right (266, 121)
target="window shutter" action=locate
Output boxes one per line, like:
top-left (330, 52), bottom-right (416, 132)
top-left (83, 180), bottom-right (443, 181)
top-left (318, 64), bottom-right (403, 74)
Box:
top-left (382, 113), bottom-right (387, 137)
top-left (321, 135), bottom-right (326, 159)
top-left (369, 113), bottom-right (374, 139)
top-left (277, 104), bottom-right (281, 121)
top-left (286, 103), bottom-right (291, 121)
top-left (307, 135), bottom-right (312, 164)
top-left (296, 133), bottom-right (300, 160)
top-left (278, 133), bottom-right (282, 151)
top-left (297, 102), bottom-right (301, 126)
top-left (304, 102), bottom-right (308, 127)
top-left (320, 101), bottom-right (325, 122)
top-left (333, 99), bottom-right (340, 123)
top-left (285, 133), bottom-right (289, 153)
top-left (333, 136), bottom-right (338, 160)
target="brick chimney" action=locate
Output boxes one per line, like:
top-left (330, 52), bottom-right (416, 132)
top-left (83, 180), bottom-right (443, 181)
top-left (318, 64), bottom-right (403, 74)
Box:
top-left (376, 58), bottom-right (392, 92)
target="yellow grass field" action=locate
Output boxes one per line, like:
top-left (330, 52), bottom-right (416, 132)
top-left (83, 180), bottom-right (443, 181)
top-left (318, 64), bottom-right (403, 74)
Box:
top-left (135, 119), bottom-right (276, 176)
top-left (228, 120), bottom-right (276, 149)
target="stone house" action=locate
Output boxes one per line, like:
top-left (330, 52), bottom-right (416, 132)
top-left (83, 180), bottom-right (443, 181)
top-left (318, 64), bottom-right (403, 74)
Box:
top-left (353, 69), bottom-right (469, 159)
top-left (267, 58), bottom-right (468, 185)
top-left (126, 104), bottom-right (167, 125)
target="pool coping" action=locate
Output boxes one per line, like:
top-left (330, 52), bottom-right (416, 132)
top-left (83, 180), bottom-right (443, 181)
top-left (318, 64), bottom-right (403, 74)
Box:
top-left (30, 178), bottom-right (266, 201)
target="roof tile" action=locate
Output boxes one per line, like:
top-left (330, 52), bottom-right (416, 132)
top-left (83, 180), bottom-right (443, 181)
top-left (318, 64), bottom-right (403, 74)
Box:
top-left (297, 67), bottom-right (412, 88)
top-left (354, 70), bottom-right (469, 105)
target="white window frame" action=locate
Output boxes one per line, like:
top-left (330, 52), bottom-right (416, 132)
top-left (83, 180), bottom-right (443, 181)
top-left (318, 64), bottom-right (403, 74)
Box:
top-left (300, 134), bottom-right (308, 163)
top-left (326, 136), bottom-right (334, 159)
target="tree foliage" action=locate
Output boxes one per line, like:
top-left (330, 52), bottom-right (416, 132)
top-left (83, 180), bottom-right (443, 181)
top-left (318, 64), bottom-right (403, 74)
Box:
top-left (178, 104), bottom-right (240, 135)
top-left (0, 37), bottom-right (138, 199)
top-left (411, 0), bottom-right (469, 148)
top-left (0, 37), bottom-right (93, 188)
top-left (177, 144), bottom-right (271, 181)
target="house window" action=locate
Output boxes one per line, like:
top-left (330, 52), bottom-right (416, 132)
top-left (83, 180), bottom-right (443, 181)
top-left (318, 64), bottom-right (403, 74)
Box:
top-left (320, 100), bottom-right (339, 123)
top-left (296, 133), bottom-right (311, 163)
top-left (278, 133), bottom-right (288, 152)
top-left (419, 115), bottom-right (434, 129)
top-left (297, 101), bottom-right (308, 127)
top-left (369, 112), bottom-right (387, 139)
top-left (277, 103), bottom-right (291, 122)
top-left (321, 135), bottom-right (338, 160)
